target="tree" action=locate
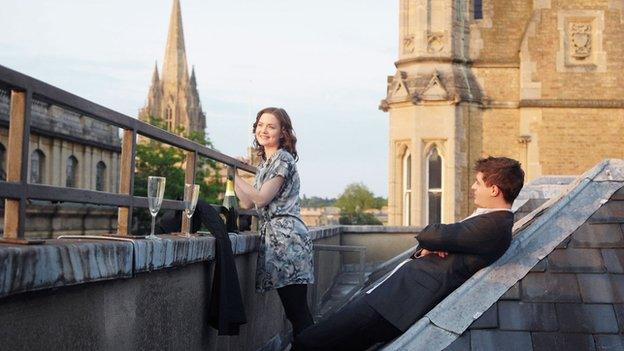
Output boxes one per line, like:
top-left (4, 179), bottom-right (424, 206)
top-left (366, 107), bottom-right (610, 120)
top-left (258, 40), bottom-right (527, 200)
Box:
top-left (335, 183), bottom-right (384, 225)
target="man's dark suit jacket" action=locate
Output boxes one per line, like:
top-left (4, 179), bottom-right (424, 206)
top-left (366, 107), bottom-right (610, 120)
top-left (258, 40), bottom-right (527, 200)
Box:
top-left (364, 210), bottom-right (514, 332)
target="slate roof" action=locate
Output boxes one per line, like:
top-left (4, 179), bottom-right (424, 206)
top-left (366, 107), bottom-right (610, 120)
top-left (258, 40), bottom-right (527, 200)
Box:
top-left (382, 159), bottom-right (624, 351)
top-left (444, 185), bottom-right (624, 351)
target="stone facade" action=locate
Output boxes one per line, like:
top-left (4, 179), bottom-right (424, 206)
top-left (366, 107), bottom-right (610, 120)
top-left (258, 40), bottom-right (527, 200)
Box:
top-left (0, 89), bottom-right (121, 237)
top-left (300, 207), bottom-right (341, 227)
top-left (382, 0), bottom-right (624, 226)
top-left (0, 90), bottom-right (121, 192)
top-left (138, 0), bottom-right (206, 135)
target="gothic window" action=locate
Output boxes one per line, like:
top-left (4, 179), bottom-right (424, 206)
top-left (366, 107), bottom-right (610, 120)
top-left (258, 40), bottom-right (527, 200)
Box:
top-left (165, 106), bottom-right (173, 131)
top-left (473, 0), bottom-right (483, 20)
top-left (426, 147), bottom-right (442, 224)
top-left (96, 161), bottom-right (106, 191)
top-left (402, 152), bottom-right (412, 226)
top-left (0, 143), bottom-right (6, 181)
top-left (66, 156), bottom-right (78, 188)
top-left (30, 149), bottom-right (46, 184)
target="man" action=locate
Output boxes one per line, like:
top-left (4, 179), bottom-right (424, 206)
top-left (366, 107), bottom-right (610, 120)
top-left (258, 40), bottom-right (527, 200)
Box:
top-left (294, 157), bottom-right (524, 351)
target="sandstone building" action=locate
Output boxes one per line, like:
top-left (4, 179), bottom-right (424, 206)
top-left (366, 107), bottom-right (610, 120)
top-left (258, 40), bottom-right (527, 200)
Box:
top-left (381, 0), bottom-right (624, 226)
top-left (139, 0), bottom-right (206, 135)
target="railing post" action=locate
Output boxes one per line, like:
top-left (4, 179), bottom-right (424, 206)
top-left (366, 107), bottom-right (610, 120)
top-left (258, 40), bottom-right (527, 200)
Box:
top-left (1, 90), bottom-right (42, 244)
top-left (181, 150), bottom-right (197, 233)
top-left (116, 129), bottom-right (136, 236)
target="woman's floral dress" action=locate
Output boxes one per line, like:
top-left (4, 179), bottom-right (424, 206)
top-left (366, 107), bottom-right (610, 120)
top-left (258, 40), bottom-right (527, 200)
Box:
top-left (253, 149), bottom-right (314, 292)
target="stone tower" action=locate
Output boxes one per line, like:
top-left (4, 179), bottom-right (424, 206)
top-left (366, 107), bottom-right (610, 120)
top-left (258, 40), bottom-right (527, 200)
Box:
top-left (381, 0), bottom-right (481, 226)
top-left (139, 0), bottom-right (206, 135)
top-left (381, 0), bottom-right (624, 226)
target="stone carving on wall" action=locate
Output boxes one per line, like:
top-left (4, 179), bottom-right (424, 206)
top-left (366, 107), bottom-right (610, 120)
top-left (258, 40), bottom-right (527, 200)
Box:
top-left (427, 33), bottom-right (444, 53)
top-left (569, 23), bottom-right (592, 59)
top-left (418, 71), bottom-right (449, 101)
top-left (403, 35), bottom-right (415, 54)
top-left (556, 11), bottom-right (606, 72)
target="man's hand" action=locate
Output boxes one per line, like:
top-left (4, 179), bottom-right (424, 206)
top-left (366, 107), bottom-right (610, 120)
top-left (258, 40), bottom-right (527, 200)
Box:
top-left (418, 249), bottom-right (449, 258)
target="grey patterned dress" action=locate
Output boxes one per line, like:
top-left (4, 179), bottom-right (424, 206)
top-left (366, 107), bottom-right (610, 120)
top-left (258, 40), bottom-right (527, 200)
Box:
top-left (253, 149), bottom-right (314, 292)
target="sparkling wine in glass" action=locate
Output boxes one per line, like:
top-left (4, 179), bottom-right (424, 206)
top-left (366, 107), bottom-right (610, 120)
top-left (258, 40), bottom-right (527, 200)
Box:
top-left (182, 183), bottom-right (200, 238)
top-left (147, 176), bottom-right (166, 240)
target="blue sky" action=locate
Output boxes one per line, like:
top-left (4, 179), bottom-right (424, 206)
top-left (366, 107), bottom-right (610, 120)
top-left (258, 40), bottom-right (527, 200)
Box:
top-left (0, 0), bottom-right (398, 198)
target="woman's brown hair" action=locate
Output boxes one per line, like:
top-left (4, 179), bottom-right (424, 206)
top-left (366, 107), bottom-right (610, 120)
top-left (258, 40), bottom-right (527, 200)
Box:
top-left (252, 107), bottom-right (299, 161)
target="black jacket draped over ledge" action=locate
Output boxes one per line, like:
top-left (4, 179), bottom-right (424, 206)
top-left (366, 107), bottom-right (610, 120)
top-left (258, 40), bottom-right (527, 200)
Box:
top-left (156, 201), bottom-right (247, 335)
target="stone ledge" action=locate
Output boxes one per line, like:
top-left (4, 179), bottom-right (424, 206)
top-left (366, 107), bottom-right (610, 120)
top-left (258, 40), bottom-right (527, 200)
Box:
top-left (0, 225), bottom-right (418, 299)
top-left (0, 239), bottom-right (133, 299)
top-left (341, 225), bottom-right (422, 233)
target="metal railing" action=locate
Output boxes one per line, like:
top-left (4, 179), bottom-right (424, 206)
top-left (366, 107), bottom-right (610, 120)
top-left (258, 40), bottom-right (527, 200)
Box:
top-left (0, 64), bottom-right (256, 244)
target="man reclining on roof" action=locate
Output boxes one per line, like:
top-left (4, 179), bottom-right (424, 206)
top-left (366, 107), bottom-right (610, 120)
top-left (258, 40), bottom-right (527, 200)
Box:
top-left (293, 156), bottom-right (524, 351)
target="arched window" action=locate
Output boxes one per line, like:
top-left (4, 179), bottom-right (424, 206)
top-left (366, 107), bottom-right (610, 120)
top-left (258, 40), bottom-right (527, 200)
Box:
top-left (402, 152), bottom-right (412, 226)
top-left (30, 149), bottom-right (46, 184)
top-left (426, 147), bottom-right (442, 224)
top-left (165, 106), bottom-right (173, 131)
top-left (473, 0), bottom-right (483, 20)
top-left (66, 156), bottom-right (78, 188)
top-left (0, 143), bottom-right (6, 181)
top-left (96, 161), bottom-right (106, 191)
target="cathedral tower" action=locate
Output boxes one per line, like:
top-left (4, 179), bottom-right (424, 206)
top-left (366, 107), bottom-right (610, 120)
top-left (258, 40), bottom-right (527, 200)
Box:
top-left (139, 0), bottom-right (206, 135)
top-left (382, 0), bottom-right (624, 226)
top-left (381, 0), bottom-right (481, 226)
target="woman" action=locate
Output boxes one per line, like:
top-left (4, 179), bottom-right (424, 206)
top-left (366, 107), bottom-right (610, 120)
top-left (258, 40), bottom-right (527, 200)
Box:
top-left (234, 107), bottom-right (314, 337)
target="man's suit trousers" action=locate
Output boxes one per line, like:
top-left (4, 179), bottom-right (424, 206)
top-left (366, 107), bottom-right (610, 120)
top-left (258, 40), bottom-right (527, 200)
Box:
top-left (293, 295), bottom-right (401, 351)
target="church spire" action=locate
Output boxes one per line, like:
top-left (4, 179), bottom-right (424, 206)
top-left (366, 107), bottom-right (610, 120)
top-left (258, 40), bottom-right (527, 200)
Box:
top-left (151, 61), bottom-right (160, 84)
top-left (190, 66), bottom-right (197, 86)
top-left (162, 0), bottom-right (189, 85)
top-left (139, 0), bottom-right (205, 135)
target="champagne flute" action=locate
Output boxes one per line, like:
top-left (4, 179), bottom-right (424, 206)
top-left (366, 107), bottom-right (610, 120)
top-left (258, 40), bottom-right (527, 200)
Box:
top-left (147, 176), bottom-right (166, 240)
top-left (183, 183), bottom-right (200, 238)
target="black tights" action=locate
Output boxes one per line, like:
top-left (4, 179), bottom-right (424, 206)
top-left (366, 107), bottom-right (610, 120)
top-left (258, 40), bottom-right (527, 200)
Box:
top-left (277, 284), bottom-right (314, 337)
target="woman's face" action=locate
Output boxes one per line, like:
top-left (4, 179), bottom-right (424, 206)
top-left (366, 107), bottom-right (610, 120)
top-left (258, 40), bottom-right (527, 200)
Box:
top-left (255, 113), bottom-right (282, 149)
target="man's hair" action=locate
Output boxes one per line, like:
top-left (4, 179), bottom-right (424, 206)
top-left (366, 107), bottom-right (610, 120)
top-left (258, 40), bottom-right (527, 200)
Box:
top-left (474, 157), bottom-right (525, 204)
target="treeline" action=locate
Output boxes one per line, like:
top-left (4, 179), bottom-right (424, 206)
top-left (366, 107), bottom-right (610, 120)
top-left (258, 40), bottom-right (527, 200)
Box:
top-left (299, 196), bottom-right (337, 208)
top-left (302, 183), bottom-right (388, 225)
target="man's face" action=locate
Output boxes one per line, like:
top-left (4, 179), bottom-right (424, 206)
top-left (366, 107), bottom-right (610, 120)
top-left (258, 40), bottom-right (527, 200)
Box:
top-left (471, 172), bottom-right (496, 208)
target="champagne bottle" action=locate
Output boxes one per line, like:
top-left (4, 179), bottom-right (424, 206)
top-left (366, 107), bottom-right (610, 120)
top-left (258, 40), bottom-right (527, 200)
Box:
top-left (222, 178), bottom-right (239, 210)
top-left (222, 167), bottom-right (239, 232)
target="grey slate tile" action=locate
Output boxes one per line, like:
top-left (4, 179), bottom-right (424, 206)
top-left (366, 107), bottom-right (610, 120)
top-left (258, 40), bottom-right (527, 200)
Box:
top-left (443, 332), bottom-right (470, 351)
top-left (470, 330), bottom-right (533, 351)
top-left (498, 301), bottom-right (557, 332)
top-left (570, 223), bottom-right (624, 248)
top-left (531, 333), bottom-right (596, 351)
top-left (530, 258), bottom-right (548, 272)
top-left (521, 273), bottom-right (581, 302)
top-left (612, 305), bottom-right (624, 332)
top-left (547, 248), bottom-right (605, 273)
top-left (590, 201), bottom-right (624, 222)
top-left (500, 282), bottom-right (521, 300)
top-left (601, 249), bottom-right (624, 273)
top-left (555, 236), bottom-right (573, 249)
top-left (595, 335), bottom-right (624, 351)
top-left (556, 303), bottom-right (619, 333)
top-left (578, 274), bottom-right (624, 303)
top-left (469, 304), bottom-right (498, 329)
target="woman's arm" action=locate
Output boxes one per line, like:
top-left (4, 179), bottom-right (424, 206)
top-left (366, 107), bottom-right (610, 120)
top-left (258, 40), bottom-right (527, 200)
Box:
top-left (234, 173), bottom-right (284, 209)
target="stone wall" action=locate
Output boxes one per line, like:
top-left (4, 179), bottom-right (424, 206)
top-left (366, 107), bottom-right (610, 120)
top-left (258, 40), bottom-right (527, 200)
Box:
top-left (0, 226), bottom-right (418, 351)
top-left (537, 108), bottom-right (624, 175)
